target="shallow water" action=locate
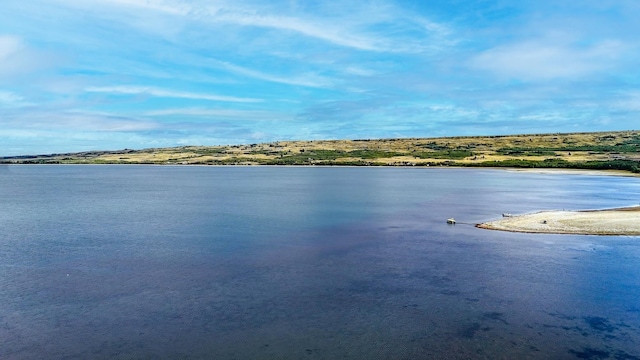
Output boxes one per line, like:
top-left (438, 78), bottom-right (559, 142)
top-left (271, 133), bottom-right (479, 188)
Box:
top-left (1, 166), bottom-right (639, 359)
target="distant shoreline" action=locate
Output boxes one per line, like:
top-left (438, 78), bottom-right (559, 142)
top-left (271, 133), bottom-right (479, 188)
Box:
top-left (477, 206), bottom-right (640, 236)
top-left (2, 163), bottom-right (639, 177)
top-left (504, 168), bottom-right (640, 177)
top-left (2, 130), bottom-right (639, 174)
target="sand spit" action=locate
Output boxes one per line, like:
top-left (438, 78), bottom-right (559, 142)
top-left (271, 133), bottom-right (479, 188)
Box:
top-left (477, 206), bottom-right (640, 236)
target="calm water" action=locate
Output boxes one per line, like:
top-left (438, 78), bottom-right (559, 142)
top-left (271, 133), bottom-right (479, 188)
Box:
top-left (1, 165), bottom-right (640, 359)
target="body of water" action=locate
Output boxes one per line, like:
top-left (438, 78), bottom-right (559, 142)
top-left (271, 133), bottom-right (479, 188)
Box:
top-left (1, 166), bottom-right (640, 359)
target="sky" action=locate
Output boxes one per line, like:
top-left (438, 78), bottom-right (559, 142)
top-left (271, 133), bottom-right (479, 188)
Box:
top-left (1, 0), bottom-right (640, 156)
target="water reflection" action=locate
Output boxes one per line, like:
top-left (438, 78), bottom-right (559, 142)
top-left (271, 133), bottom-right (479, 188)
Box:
top-left (0, 166), bottom-right (639, 359)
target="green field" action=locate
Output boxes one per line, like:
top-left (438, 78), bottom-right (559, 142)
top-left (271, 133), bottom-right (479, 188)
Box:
top-left (3, 130), bottom-right (639, 173)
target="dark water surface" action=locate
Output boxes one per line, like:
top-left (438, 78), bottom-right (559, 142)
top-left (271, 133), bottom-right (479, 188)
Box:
top-left (1, 166), bottom-right (640, 359)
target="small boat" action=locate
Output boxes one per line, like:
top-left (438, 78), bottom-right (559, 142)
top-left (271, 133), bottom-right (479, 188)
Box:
top-left (502, 213), bottom-right (512, 217)
top-left (447, 218), bottom-right (456, 224)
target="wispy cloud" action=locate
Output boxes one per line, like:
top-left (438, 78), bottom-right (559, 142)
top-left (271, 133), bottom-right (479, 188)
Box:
top-left (206, 2), bottom-right (453, 53)
top-left (146, 107), bottom-right (294, 121)
top-left (209, 10), bottom-right (385, 52)
top-left (57, 0), bottom-right (451, 54)
top-left (2, 109), bottom-right (158, 132)
top-left (0, 35), bottom-right (23, 59)
top-left (0, 90), bottom-right (24, 104)
top-left (613, 91), bottom-right (640, 112)
top-left (470, 37), bottom-right (626, 81)
top-left (85, 86), bottom-right (263, 103)
top-left (98, 0), bottom-right (190, 15)
top-left (212, 61), bottom-right (335, 88)
top-left (0, 35), bottom-right (51, 80)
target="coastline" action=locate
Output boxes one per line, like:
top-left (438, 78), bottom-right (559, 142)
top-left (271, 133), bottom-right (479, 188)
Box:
top-left (3, 164), bottom-right (639, 178)
top-left (477, 206), bottom-right (640, 236)
top-left (504, 167), bottom-right (640, 177)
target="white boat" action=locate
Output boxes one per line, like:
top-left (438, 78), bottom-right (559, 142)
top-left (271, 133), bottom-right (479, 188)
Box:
top-left (447, 218), bottom-right (456, 224)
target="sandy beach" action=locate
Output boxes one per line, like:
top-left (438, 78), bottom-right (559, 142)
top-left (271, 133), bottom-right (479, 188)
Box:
top-left (477, 206), bottom-right (640, 235)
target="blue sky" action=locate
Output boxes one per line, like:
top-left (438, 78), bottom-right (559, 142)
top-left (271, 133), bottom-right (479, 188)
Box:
top-left (1, 0), bottom-right (639, 155)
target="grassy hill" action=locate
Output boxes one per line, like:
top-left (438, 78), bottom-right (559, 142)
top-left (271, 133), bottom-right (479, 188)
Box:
top-left (3, 130), bottom-right (640, 173)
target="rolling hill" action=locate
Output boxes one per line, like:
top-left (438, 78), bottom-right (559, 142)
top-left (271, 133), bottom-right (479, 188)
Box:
top-left (3, 130), bottom-right (639, 173)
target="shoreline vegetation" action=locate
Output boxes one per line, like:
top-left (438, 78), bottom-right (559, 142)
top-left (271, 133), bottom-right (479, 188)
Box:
top-left (2, 130), bottom-right (639, 174)
top-left (477, 206), bottom-right (640, 236)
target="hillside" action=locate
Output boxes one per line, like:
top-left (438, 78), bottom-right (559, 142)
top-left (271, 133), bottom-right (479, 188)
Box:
top-left (2, 130), bottom-right (640, 173)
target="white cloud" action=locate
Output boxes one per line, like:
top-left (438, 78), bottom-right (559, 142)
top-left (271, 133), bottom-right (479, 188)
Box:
top-left (344, 66), bottom-right (378, 77)
top-left (201, 3), bottom-right (451, 54)
top-left (0, 90), bottom-right (32, 108)
top-left (64, 112), bottom-right (159, 131)
top-left (0, 35), bottom-right (28, 78)
top-left (470, 38), bottom-right (625, 81)
top-left (209, 9), bottom-right (384, 52)
top-left (100, 0), bottom-right (190, 15)
top-left (517, 112), bottom-right (565, 121)
top-left (0, 90), bottom-right (24, 104)
top-left (0, 34), bottom-right (58, 80)
top-left (2, 109), bottom-right (158, 132)
top-left (61, 0), bottom-right (190, 16)
top-left (146, 107), bottom-right (293, 121)
top-left (85, 86), bottom-right (263, 103)
top-left (53, 0), bottom-right (449, 53)
top-left (613, 91), bottom-right (640, 112)
top-left (213, 61), bottom-right (335, 88)
top-left (0, 35), bottom-right (23, 60)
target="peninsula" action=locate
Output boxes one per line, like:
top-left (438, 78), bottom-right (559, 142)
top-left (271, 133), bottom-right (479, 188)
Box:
top-left (2, 130), bottom-right (639, 174)
top-left (477, 207), bottom-right (640, 236)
